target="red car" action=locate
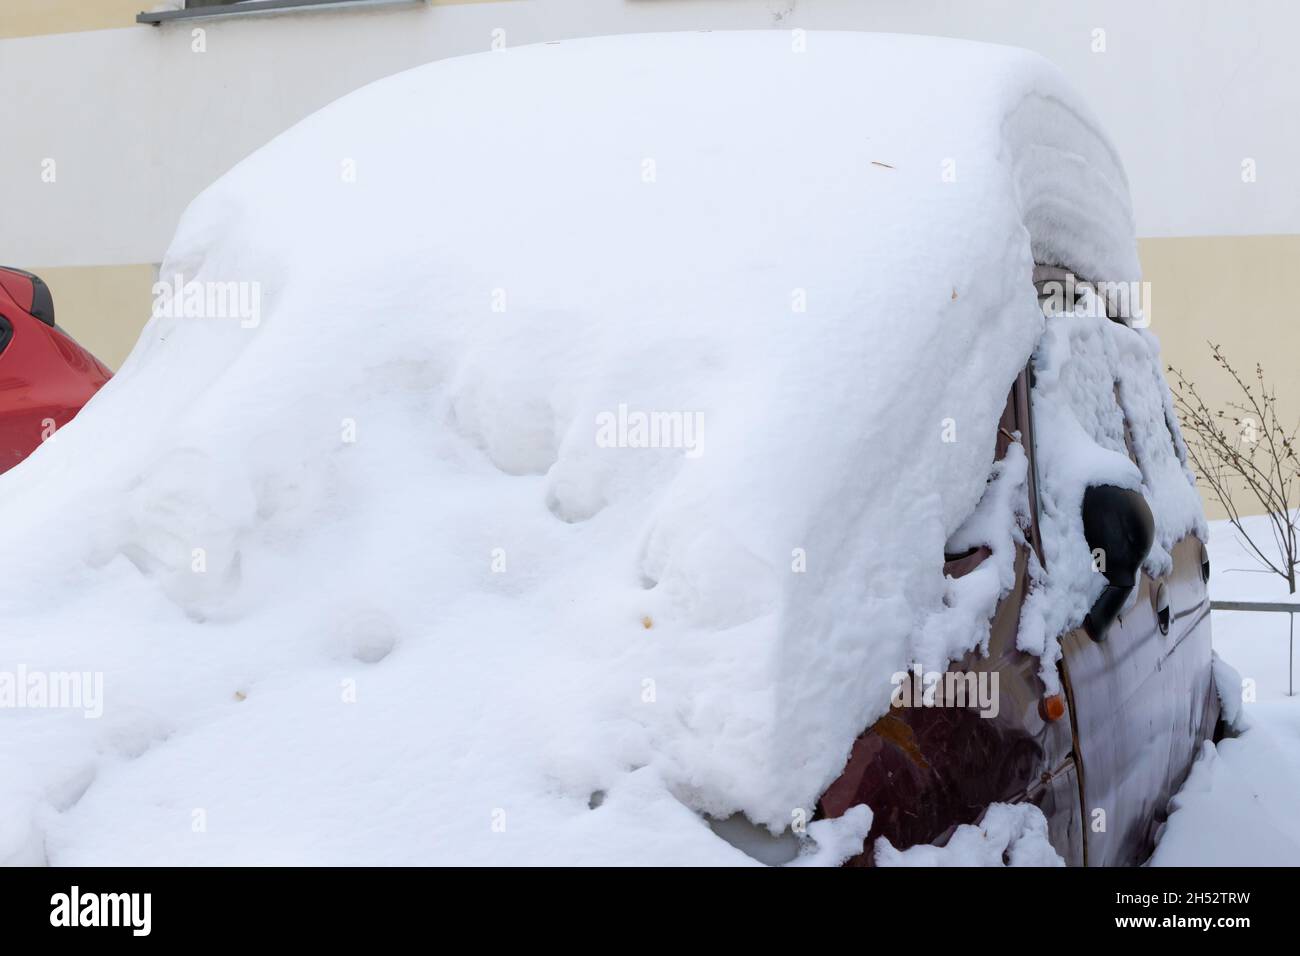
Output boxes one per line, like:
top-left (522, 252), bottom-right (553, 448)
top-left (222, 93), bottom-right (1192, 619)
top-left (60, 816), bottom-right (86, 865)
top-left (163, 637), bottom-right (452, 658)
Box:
top-left (0, 266), bottom-right (111, 474)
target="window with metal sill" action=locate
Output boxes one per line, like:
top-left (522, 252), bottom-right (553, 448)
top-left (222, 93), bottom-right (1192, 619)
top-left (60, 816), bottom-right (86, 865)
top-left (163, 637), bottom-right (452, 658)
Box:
top-left (137, 0), bottom-right (422, 26)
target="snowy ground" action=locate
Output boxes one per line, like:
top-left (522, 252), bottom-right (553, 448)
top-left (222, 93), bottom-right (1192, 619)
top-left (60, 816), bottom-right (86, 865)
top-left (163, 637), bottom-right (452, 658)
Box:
top-left (1149, 512), bottom-right (1300, 866)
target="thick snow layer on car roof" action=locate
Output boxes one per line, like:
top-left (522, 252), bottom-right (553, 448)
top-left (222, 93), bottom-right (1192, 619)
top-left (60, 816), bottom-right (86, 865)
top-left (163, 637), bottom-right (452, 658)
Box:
top-left (0, 32), bottom-right (1140, 864)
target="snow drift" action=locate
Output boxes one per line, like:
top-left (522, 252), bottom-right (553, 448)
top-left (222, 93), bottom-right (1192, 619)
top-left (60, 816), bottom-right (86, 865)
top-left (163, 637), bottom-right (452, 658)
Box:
top-left (0, 32), bottom-right (1140, 864)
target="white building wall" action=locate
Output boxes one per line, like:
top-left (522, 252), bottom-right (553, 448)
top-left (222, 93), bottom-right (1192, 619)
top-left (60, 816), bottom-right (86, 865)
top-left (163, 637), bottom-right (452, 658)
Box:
top-left (2, 0), bottom-right (1298, 269)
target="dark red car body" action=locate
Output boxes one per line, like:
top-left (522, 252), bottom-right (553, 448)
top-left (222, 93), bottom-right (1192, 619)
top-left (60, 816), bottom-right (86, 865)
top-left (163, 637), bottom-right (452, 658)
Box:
top-left (815, 266), bottom-right (1219, 867)
top-left (0, 267), bottom-right (111, 475)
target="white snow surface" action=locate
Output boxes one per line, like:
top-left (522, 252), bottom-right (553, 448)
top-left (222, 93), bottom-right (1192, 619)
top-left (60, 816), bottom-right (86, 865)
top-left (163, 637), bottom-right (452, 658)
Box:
top-left (0, 32), bottom-right (1141, 865)
top-left (875, 802), bottom-right (1064, 867)
top-left (1150, 706), bottom-right (1300, 865)
top-left (1150, 512), bottom-right (1300, 866)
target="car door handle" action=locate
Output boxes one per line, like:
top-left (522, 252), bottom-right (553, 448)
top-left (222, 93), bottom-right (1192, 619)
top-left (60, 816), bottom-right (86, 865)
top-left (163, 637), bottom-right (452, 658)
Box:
top-left (943, 545), bottom-right (992, 580)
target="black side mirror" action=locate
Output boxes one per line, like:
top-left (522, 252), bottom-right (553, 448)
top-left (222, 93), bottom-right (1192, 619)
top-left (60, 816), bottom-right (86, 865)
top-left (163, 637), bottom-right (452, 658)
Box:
top-left (1081, 484), bottom-right (1154, 641)
top-left (0, 266), bottom-right (55, 327)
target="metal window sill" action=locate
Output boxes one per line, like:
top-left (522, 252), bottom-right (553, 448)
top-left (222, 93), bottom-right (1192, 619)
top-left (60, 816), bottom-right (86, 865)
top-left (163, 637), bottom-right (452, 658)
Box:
top-left (137, 0), bottom-right (424, 26)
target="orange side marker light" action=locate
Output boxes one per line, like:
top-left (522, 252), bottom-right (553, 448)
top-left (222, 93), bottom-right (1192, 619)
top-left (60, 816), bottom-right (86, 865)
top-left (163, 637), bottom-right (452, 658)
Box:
top-left (1039, 694), bottom-right (1066, 722)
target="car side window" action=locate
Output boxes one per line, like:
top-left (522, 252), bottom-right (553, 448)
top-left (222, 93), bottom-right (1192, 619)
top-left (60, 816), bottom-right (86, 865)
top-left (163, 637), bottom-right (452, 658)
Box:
top-left (1042, 318), bottom-right (1131, 461)
top-left (1032, 290), bottom-right (1204, 588)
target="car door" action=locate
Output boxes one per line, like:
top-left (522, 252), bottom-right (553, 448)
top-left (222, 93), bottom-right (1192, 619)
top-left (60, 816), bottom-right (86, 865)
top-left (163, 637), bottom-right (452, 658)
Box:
top-left (1038, 299), bottom-right (1218, 867)
top-left (818, 372), bottom-right (1084, 866)
top-left (0, 268), bottom-right (112, 474)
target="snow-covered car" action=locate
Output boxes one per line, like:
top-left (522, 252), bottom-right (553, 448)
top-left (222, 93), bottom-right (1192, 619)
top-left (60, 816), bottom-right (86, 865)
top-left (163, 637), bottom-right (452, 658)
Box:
top-left (0, 267), bottom-right (111, 474)
top-left (0, 32), bottom-right (1216, 867)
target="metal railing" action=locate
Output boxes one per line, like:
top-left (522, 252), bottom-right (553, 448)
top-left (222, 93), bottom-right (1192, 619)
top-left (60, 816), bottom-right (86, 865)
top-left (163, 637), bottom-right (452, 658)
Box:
top-left (1210, 600), bottom-right (1298, 696)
